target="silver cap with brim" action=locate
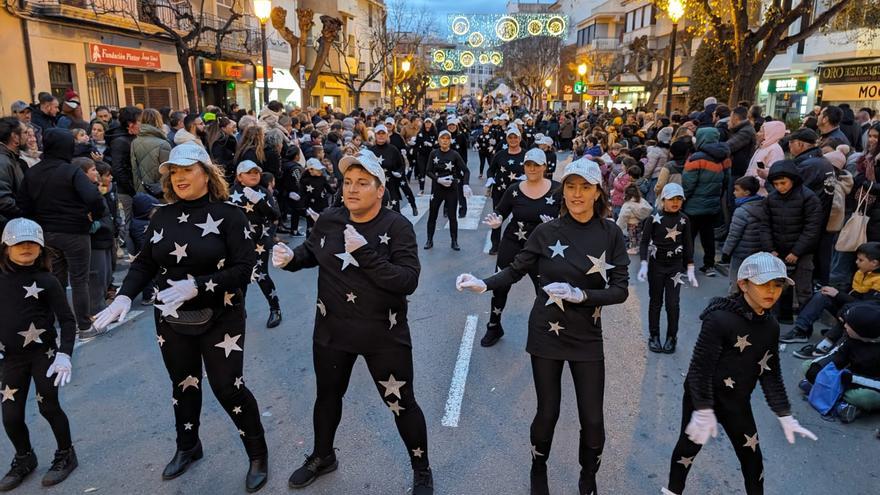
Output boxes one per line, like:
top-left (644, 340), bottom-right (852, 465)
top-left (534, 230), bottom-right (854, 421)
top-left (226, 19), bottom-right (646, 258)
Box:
top-left (2, 218), bottom-right (44, 247)
top-left (524, 148), bottom-right (547, 166)
top-left (338, 150), bottom-right (386, 186)
top-left (438, 130), bottom-right (452, 138)
top-left (159, 142), bottom-right (212, 174)
top-left (561, 159), bottom-right (602, 185)
top-left (737, 252), bottom-right (795, 286)
top-left (305, 158), bottom-right (326, 171)
top-left (506, 127), bottom-right (521, 137)
top-left (374, 124), bottom-right (388, 134)
top-left (236, 160), bottom-right (262, 175)
top-left (384, 117), bottom-right (395, 125)
top-left (660, 183), bottom-right (685, 200)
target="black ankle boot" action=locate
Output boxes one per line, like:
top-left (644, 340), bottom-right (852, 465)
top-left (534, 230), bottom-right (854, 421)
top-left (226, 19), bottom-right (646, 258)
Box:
top-left (41, 446), bottom-right (77, 487)
top-left (0, 451), bottom-right (37, 491)
top-left (412, 467), bottom-right (434, 495)
top-left (451, 239), bottom-right (460, 251)
top-left (246, 456), bottom-right (268, 493)
top-left (288, 452), bottom-right (337, 489)
top-left (530, 462), bottom-right (550, 495)
top-left (648, 335), bottom-right (663, 353)
top-left (162, 441), bottom-right (203, 480)
top-left (412, 206), bottom-right (419, 216)
top-left (480, 324), bottom-right (504, 347)
top-left (423, 239), bottom-right (433, 250)
top-left (458, 208), bottom-right (466, 218)
top-left (266, 309), bottom-right (282, 328)
top-left (578, 470), bottom-right (597, 495)
top-left (663, 337), bottom-right (677, 354)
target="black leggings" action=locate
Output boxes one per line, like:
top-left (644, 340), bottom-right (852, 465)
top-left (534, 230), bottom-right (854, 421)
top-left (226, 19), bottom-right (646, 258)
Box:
top-left (688, 214), bottom-right (716, 269)
top-left (157, 306), bottom-right (267, 458)
top-left (490, 188), bottom-right (504, 251)
top-left (416, 154), bottom-right (430, 192)
top-left (489, 237), bottom-right (539, 328)
top-left (529, 356), bottom-right (604, 480)
top-left (668, 391), bottom-right (764, 494)
top-left (386, 179), bottom-right (417, 213)
top-left (478, 152), bottom-right (491, 176)
top-left (648, 260), bottom-right (682, 339)
top-left (246, 240), bottom-right (279, 311)
top-left (426, 186), bottom-right (458, 241)
top-left (312, 343), bottom-right (429, 469)
top-left (1, 350), bottom-right (71, 455)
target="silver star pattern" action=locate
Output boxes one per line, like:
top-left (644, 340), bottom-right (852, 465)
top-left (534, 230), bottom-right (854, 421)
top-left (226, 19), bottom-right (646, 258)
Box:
top-left (346, 292), bottom-right (357, 303)
top-left (317, 299), bottom-right (327, 317)
top-left (671, 272), bottom-right (686, 287)
top-left (155, 301), bottom-right (180, 318)
top-left (592, 307), bottom-right (602, 324)
top-left (387, 400), bottom-right (405, 416)
top-left (379, 233), bottom-right (391, 244)
top-left (514, 228), bottom-right (527, 240)
top-left (255, 244), bottom-right (266, 254)
top-left (548, 240), bottom-right (568, 258)
top-left (548, 321), bottom-right (564, 336)
top-left (230, 191), bottom-right (243, 203)
top-left (22, 282), bottom-right (43, 299)
top-left (170, 243), bottom-right (188, 263)
top-left (545, 293), bottom-right (565, 311)
top-left (233, 406), bottom-right (242, 414)
top-left (388, 310), bottom-right (398, 329)
top-left (757, 350), bottom-right (773, 376)
top-left (652, 212), bottom-right (662, 224)
top-left (19, 323), bottom-right (45, 346)
top-left (177, 212), bottom-right (189, 223)
top-left (204, 279), bottom-right (217, 292)
top-left (335, 251), bottom-right (360, 270)
top-left (723, 377), bottom-right (735, 388)
top-left (743, 433), bottom-right (759, 452)
top-left (179, 375), bottom-right (199, 392)
top-left (665, 225), bottom-right (682, 242)
top-left (677, 456), bottom-right (694, 468)
top-left (734, 335), bottom-right (752, 353)
top-left (545, 196), bottom-right (555, 205)
top-left (1, 385), bottom-right (17, 402)
top-left (234, 376), bottom-right (244, 389)
top-left (223, 292), bottom-right (234, 306)
top-left (530, 445), bottom-right (544, 460)
top-left (215, 333), bottom-right (243, 357)
top-left (412, 447), bottom-right (424, 458)
top-left (379, 374), bottom-right (407, 399)
top-left (586, 251), bottom-right (614, 282)
top-left (150, 228), bottom-right (164, 244)
top-left (157, 335), bottom-right (165, 347)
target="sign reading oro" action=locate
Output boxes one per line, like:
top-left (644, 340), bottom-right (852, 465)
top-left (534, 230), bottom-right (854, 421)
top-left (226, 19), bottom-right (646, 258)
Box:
top-left (89, 43), bottom-right (161, 69)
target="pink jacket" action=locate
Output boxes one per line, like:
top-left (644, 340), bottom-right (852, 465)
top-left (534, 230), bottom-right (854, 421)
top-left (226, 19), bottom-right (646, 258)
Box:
top-left (611, 172), bottom-right (632, 207)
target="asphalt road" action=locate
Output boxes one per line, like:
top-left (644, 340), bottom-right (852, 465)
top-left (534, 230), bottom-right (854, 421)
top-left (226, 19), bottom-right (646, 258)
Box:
top-left (6, 149), bottom-right (878, 495)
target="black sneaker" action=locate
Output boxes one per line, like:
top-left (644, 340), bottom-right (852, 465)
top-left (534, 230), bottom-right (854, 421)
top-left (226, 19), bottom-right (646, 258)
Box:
top-left (780, 328), bottom-right (810, 343)
top-left (703, 267), bottom-right (718, 277)
top-left (836, 402), bottom-right (860, 423)
top-left (288, 453), bottom-right (337, 489)
top-left (480, 324), bottom-right (504, 347)
top-left (41, 447), bottom-right (77, 486)
top-left (793, 344), bottom-right (816, 359)
top-left (412, 467), bottom-right (433, 495)
top-left (0, 451), bottom-right (37, 491)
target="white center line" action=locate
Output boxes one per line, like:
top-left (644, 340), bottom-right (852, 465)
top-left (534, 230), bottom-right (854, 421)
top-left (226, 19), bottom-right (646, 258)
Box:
top-left (442, 314), bottom-right (479, 427)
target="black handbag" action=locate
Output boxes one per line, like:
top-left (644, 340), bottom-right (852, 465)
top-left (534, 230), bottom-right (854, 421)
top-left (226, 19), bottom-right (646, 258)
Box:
top-left (164, 308), bottom-right (215, 336)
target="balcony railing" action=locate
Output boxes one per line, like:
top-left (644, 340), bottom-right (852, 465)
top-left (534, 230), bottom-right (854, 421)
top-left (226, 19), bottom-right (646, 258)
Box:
top-left (590, 38), bottom-right (619, 51)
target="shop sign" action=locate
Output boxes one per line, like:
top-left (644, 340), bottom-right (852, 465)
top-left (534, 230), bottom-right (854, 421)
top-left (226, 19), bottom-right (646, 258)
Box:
top-left (88, 43), bottom-right (161, 69)
top-left (563, 94), bottom-right (573, 101)
top-left (573, 81), bottom-right (585, 94)
top-left (618, 86), bottom-right (645, 93)
top-left (563, 84), bottom-right (573, 94)
top-left (201, 59), bottom-right (256, 82)
top-left (821, 82), bottom-right (880, 101)
top-left (768, 78), bottom-right (805, 93)
top-left (587, 89), bottom-right (610, 96)
top-left (818, 62), bottom-right (880, 84)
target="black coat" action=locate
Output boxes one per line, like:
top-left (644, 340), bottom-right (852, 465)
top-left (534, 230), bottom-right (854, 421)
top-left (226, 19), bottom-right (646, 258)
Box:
top-left (793, 147), bottom-right (836, 223)
top-left (106, 126), bottom-right (136, 195)
top-left (761, 161), bottom-right (823, 257)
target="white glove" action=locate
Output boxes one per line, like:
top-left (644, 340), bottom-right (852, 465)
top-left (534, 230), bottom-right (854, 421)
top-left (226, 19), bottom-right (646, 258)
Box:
top-left (288, 191), bottom-right (301, 201)
top-left (539, 214), bottom-right (554, 223)
top-left (778, 416), bottom-right (818, 444)
top-left (438, 176), bottom-right (454, 187)
top-left (243, 186), bottom-right (264, 204)
top-left (93, 295), bottom-right (132, 330)
top-left (483, 212), bottom-right (503, 229)
top-left (637, 261), bottom-right (648, 282)
top-left (46, 352), bottom-right (72, 387)
top-left (463, 185), bottom-right (473, 198)
top-left (392, 171), bottom-right (402, 178)
top-left (456, 273), bottom-right (487, 293)
top-left (306, 208), bottom-right (320, 221)
top-left (272, 242), bottom-right (294, 268)
top-left (484, 178), bottom-right (496, 188)
top-left (344, 224), bottom-right (368, 252)
top-left (685, 409), bottom-right (719, 445)
top-left (542, 282), bottom-right (586, 303)
top-left (157, 276), bottom-right (198, 306)
top-left (687, 265), bottom-right (699, 288)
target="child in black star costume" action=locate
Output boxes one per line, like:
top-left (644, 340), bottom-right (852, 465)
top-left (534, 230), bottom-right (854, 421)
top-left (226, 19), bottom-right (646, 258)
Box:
top-left (230, 160), bottom-right (282, 328)
top-left (637, 183), bottom-right (697, 354)
top-left (663, 252), bottom-right (817, 495)
top-left (299, 159), bottom-right (334, 236)
top-left (0, 219), bottom-right (78, 490)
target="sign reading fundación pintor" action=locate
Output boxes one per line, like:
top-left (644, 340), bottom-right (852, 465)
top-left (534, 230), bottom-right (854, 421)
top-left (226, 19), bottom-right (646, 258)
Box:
top-left (88, 43), bottom-right (162, 70)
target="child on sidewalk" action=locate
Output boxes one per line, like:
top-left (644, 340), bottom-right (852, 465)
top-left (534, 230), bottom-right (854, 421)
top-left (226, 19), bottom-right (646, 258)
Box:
top-left (721, 176), bottom-right (767, 295)
top-left (616, 185), bottom-right (653, 254)
top-left (611, 162), bottom-right (641, 219)
top-left (637, 183), bottom-right (697, 354)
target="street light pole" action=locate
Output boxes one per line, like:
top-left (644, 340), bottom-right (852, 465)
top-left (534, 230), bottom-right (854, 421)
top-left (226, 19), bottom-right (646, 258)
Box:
top-left (253, 0), bottom-right (272, 106)
top-left (664, 0), bottom-right (685, 116)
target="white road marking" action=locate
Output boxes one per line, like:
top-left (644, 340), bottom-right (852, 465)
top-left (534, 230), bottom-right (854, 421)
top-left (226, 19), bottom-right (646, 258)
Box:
top-left (445, 195), bottom-right (487, 230)
top-left (401, 195), bottom-right (431, 225)
top-left (442, 314), bottom-right (479, 427)
top-left (483, 230), bottom-right (492, 254)
top-left (73, 310), bottom-right (145, 350)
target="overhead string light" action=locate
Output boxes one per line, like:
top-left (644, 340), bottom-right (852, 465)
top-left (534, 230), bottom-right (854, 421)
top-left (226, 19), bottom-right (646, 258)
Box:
top-left (446, 13), bottom-right (569, 48)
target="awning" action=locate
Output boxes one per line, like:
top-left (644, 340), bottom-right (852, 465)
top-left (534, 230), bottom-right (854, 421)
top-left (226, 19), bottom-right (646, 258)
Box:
top-left (256, 68), bottom-right (298, 90)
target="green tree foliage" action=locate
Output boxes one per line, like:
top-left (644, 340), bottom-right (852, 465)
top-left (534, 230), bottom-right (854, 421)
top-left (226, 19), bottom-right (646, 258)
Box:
top-left (687, 38), bottom-right (731, 111)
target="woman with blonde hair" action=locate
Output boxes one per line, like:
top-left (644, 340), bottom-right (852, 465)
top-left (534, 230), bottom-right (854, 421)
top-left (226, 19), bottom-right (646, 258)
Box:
top-left (94, 142), bottom-right (269, 492)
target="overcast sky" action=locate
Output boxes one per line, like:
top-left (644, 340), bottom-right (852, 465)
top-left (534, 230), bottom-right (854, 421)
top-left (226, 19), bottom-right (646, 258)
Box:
top-left (403, 0), bottom-right (513, 34)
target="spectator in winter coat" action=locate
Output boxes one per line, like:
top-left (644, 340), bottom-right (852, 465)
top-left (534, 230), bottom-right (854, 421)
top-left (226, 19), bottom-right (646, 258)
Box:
top-left (29, 92), bottom-right (59, 147)
top-left (817, 105), bottom-right (851, 149)
top-left (611, 163), bottom-right (640, 218)
top-left (721, 176), bottom-right (767, 293)
top-left (643, 127), bottom-right (673, 203)
top-left (106, 105), bottom-right (142, 251)
top-left (697, 96), bottom-right (717, 128)
top-left (724, 106), bottom-right (757, 182)
top-left (654, 137), bottom-right (693, 202)
top-left (173, 114), bottom-right (205, 147)
top-left (745, 120), bottom-right (786, 194)
top-left (0, 118), bottom-right (25, 232)
top-left (205, 117), bottom-right (238, 182)
top-left (760, 160), bottom-right (824, 322)
top-left (682, 127), bottom-right (731, 276)
top-left (130, 109), bottom-right (171, 195)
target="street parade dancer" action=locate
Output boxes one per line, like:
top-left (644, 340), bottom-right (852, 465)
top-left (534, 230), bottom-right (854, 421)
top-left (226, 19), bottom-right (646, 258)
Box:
top-left (94, 143), bottom-right (269, 492)
top-left (0, 218), bottom-right (78, 490)
top-left (662, 252), bottom-right (817, 495)
top-left (271, 149), bottom-right (433, 494)
top-left (486, 127), bottom-right (526, 254)
top-left (475, 120), bottom-right (496, 179)
top-left (381, 118), bottom-right (419, 216)
top-left (480, 147), bottom-right (561, 347)
top-left (637, 183), bottom-right (698, 354)
top-left (414, 117), bottom-right (438, 195)
top-left (230, 160), bottom-right (283, 328)
top-left (457, 158), bottom-right (630, 495)
top-left (424, 130), bottom-right (470, 251)
top-left (447, 117), bottom-right (471, 218)
top-left (369, 124), bottom-right (417, 216)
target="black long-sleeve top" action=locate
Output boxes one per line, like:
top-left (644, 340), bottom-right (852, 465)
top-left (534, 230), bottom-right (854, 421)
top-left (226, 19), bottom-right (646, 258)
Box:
top-left (369, 143), bottom-right (405, 180)
top-left (119, 194), bottom-right (256, 310)
top-left (495, 180), bottom-right (561, 245)
top-left (414, 127), bottom-right (437, 157)
top-left (0, 264), bottom-right (76, 356)
top-left (450, 131), bottom-right (469, 165)
top-left (638, 210), bottom-right (694, 269)
top-left (300, 174), bottom-right (333, 211)
top-left (283, 206), bottom-right (420, 352)
top-left (490, 125), bottom-right (506, 151)
top-left (487, 148), bottom-right (525, 195)
top-left (685, 296), bottom-right (791, 415)
top-left (229, 183), bottom-right (280, 242)
top-left (476, 130), bottom-right (496, 156)
top-left (484, 214), bottom-right (630, 361)
top-left (426, 148), bottom-right (467, 188)
top-left (545, 149), bottom-right (558, 176)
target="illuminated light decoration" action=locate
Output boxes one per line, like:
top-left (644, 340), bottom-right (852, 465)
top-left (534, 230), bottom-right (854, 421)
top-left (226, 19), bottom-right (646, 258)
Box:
top-left (468, 31), bottom-right (485, 48)
top-left (459, 51), bottom-right (475, 68)
top-left (443, 59), bottom-right (455, 71)
top-left (490, 51), bottom-right (503, 65)
top-left (527, 19), bottom-right (543, 36)
top-left (439, 75), bottom-right (451, 87)
top-left (479, 53), bottom-right (489, 64)
top-left (546, 16), bottom-right (565, 36)
top-left (429, 75), bottom-right (468, 87)
top-left (433, 50), bottom-right (446, 63)
top-left (429, 79), bottom-right (439, 89)
top-left (452, 16), bottom-right (470, 36)
top-left (495, 16), bottom-right (519, 42)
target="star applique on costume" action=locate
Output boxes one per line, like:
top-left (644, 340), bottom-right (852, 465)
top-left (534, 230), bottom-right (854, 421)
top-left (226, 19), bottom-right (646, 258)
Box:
top-left (234, 376), bottom-right (244, 389)
top-left (734, 334), bottom-right (752, 353)
top-left (215, 333), bottom-right (243, 357)
top-left (317, 299), bottom-right (327, 317)
top-left (183, 422), bottom-right (193, 430)
top-left (1, 385), bottom-right (18, 402)
top-left (515, 228), bottom-right (528, 240)
top-left (204, 279), bottom-right (218, 292)
top-left (179, 375), bottom-right (200, 392)
top-left (150, 228), bottom-right (164, 244)
top-left (379, 233), bottom-right (391, 244)
top-left (195, 214), bottom-right (224, 237)
top-left (387, 400), bottom-right (405, 416)
top-left (306, 185), bottom-right (314, 193)
top-left (379, 374), bottom-right (407, 399)
top-left (508, 172), bottom-right (519, 182)
top-left (320, 237), bottom-right (326, 248)
top-left (155, 301), bottom-right (181, 318)
top-left (648, 242), bottom-right (658, 259)
top-left (512, 190), bottom-right (519, 197)
top-left (677, 456), bottom-right (694, 468)
top-left (412, 447), bottom-right (424, 458)
top-left (45, 348), bottom-right (54, 359)
top-left (723, 377), bottom-right (735, 388)
top-left (757, 350), bottom-right (773, 375)
top-left (545, 196), bottom-right (555, 205)
top-left (743, 433), bottom-right (759, 452)
top-left (545, 293), bottom-right (565, 311)
top-left (230, 191), bottom-right (243, 203)
top-left (548, 321), bottom-right (564, 336)
top-left (35, 393), bottom-right (43, 404)
top-left (177, 212), bottom-right (189, 223)
top-left (217, 258), bottom-right (226, 269)
top-left (388, 310), bottom-right (398, 329)
top-left (346, 292), bottom-right (357, 303)
top-left (665, 225), bottom-right (682, 242)
top-left (592, 307), bottom-right (602, 324)
top-left (170, 243), bottom-right (188, 263)
top-left (19, 323), bottom-right (46, 347)
top-left (492, 307), bottom-right (502, 315)
top-left (335, 251), bottom-right (360, 270)
top-left (652, 212), bottom-right (662, 224)
top-left (157, 335), bottom-right (166, 347)
top-left (530, 445), bottom-right (544, 460)
top-left (22, 282), bottom-right (43, 299)
top-left (586, 251), bottom-right (614, 282)
top-left (671, 272), bottom-right (686, 287)
top-left (445, 161), bottom-right (454, 171)
top-left (255, 244), bottom-right (266, 254)
top-left (243, 203), bottom-right (255, 213)
top-left (223, 292), bottom-right (234, 306)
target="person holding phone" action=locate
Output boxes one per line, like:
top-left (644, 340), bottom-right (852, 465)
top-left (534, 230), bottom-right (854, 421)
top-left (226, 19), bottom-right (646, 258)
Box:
top-left (745, 121), bottom-right (786, 195)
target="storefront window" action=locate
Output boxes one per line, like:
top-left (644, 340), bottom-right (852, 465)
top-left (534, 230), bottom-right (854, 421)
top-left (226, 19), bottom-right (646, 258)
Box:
top-left (86, 66), bottom-right (119, 113)
top-left (49, 62), bottom-right (75, 101)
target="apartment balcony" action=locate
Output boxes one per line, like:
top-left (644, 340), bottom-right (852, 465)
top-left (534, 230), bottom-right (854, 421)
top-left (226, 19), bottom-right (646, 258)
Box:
top-left (800, 28), bottom-right (880, 63)
top-left (22, 0), bottom-right (261, 57)
top-left (590, 37), bottom-right (620, 51)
